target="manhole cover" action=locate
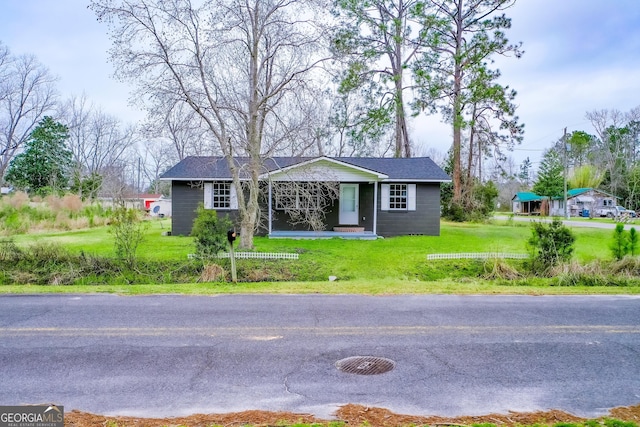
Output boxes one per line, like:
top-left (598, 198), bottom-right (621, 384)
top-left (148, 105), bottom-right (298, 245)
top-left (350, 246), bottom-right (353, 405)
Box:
top-left (335, 356), bottom-right (395, 375)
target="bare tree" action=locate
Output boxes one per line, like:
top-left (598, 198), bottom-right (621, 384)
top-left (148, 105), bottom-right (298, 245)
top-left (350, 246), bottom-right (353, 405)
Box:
top-left (137, 137), bottom-right (173, 194)
top-left (0, 43), bottom-right (58, 182)
top-left (586, 107), bottom-right (640, 199)
top-left (91, 0), bottom-right (329, 249)
top-left (142, 99), bottom-right (215, 162)
top-left (272, 181), bottom-right (340, 231)
top-left (62, 94), bottom-right (136, 198)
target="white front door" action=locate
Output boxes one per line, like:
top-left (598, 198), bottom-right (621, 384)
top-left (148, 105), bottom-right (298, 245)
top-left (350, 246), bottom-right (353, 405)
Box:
top-left (339, 184), bottom-right (359, 225)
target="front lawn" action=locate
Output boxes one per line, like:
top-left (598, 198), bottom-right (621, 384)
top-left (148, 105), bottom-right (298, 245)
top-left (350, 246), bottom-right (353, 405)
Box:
top-left (2, 217), bottom-right (640, 294)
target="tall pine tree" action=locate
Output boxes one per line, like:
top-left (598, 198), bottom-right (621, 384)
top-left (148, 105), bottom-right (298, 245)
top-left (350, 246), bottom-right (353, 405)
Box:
top-left (533, 148), bottom-right (564, 198)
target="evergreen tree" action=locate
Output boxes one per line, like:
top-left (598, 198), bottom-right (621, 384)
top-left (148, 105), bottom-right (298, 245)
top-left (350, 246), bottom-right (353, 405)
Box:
top-left (518, 157), bottom-right (533, 186)
top-left (5, 116), bottom-right (72, 195)
top-left (533, 148), bottom-right (564, 198)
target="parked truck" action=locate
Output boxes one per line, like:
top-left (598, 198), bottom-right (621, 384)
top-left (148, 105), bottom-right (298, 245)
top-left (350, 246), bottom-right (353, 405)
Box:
top-left (594, 204), bottom-right (635, 218)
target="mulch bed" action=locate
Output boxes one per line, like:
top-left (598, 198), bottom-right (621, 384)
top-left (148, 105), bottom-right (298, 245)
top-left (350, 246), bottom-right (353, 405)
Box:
top-left (64, 403), bottom-right (640, 427)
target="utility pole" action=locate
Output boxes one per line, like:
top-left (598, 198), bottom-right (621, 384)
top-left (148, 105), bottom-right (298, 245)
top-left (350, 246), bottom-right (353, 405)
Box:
top-left (563, 127), bottom-right (569, 219)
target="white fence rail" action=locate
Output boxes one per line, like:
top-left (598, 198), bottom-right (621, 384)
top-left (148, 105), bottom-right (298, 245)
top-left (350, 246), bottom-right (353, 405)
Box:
top-left (427, 252), bottom-right (528, 260)
top-left (189, 252), bottom-right (299, 260)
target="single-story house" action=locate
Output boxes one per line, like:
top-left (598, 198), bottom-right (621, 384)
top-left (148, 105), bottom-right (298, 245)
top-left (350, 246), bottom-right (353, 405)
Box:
top-left (513, 188), bottom-right (619, 217)
top-left (550, 188), bottom-right (618, 217)
top-left (512, 192), bottom-right (547, 215)
top-left (138, 193), bottom-right (163, 210)
top-left (160, 156), bottom-right (450, 238)
top-left (549, 187), bottom-right (617, 217)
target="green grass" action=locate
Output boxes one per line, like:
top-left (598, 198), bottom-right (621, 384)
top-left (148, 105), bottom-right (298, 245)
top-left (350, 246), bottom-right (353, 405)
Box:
top-left (3, 218), bottom-right (640, 295)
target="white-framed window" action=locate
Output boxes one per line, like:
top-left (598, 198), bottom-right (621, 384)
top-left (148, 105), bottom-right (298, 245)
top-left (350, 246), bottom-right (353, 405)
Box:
top-left (274, 183), bottom-right (322, 211)
top-left (389, 184), bottom-right (407, 210)
top-left (381, 183), bottom-right (416, 211)
top-left (204, 182), bottom-right (237, 210)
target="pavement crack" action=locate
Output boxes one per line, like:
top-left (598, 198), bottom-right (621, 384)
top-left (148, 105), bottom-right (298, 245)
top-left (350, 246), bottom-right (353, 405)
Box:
top-left (283, 362), bottom-right (308, 398)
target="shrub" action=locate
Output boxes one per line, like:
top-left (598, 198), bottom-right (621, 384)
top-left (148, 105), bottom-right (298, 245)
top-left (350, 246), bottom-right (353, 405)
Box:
top-left (109, 206), bottom-right (148, 268)
top-left (191, 204), bottom-right (233, 258)
top-left (199, 264), bottom-right (227, 282)
top-left (482, 258), bottom-right (522, 280)
top-left (527, 219), bottom-right (575, 274)
top-left (611, 223), bottom-right (629, 260)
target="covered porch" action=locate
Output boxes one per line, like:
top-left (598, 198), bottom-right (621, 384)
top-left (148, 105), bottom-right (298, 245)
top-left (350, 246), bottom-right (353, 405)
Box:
top-left (262, 158), bottom-right (388, 238)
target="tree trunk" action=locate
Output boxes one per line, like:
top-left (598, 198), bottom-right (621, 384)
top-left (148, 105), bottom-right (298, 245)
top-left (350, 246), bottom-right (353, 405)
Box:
top-left (451, 0), bottom-right (464, 204)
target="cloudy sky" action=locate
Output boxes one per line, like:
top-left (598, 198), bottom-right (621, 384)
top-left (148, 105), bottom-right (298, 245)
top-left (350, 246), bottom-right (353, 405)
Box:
top-left (1, 0), bottom-right (640, 169)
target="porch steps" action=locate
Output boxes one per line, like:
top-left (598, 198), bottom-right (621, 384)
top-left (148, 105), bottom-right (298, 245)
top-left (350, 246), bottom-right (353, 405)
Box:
top-left (268, 230), bottom-right (378, 240)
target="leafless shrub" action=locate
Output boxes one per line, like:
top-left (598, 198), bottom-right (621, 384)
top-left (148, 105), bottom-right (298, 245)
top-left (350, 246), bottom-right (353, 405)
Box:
top-left (198, 264), bottom-right (226, 282)
top-left (482, 258), bottom-right (521, 280)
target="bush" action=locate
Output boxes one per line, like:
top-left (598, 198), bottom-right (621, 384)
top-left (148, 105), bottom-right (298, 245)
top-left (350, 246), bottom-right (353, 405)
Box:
top-left (527, 219), bottom-right (575, 274)
top-left (109, 206), bottom-right (148, 268)
top-left (611, 225), bottom-right (638, 260)
top-left (191, 204), bottom-right (233, 258)
top-left (611, 223), bottom-right (629, 260)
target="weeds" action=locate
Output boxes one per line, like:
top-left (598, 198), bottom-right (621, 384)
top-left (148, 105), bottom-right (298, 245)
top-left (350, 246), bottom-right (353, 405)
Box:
top-left (0, 193), bottom-right (110, 235)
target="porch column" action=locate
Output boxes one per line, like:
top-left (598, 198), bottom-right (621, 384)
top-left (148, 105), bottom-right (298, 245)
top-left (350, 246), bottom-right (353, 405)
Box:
top-left (268, 180), bottom-right (273, 235)
top-left (373, 182), bottom-right (378, 235)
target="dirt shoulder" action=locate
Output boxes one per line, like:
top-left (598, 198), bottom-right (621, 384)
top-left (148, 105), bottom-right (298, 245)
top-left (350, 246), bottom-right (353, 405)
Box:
top-left (65, 403), bottom-right (640, 427)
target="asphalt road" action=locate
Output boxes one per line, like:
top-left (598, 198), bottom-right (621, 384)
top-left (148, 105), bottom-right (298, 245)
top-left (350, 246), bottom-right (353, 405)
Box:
top-left (0, 294), bottom-right (639, 419)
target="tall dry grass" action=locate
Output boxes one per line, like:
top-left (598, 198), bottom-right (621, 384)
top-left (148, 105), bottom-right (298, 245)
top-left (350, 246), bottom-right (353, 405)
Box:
top-left (3, 191), bottom-right (29, 209)
top-left (0, 193), bottom-right (111, 235)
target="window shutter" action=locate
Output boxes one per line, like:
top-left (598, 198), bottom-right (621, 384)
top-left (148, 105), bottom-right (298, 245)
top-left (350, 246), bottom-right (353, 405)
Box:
top-left (408, 184), bottom-right (416, 211)
top-left (381, 184), bottom-right (390, 210)
top-left (230, 183), bottom-right (238, 209)
top-left (203, 182), bottom-right (212, 209)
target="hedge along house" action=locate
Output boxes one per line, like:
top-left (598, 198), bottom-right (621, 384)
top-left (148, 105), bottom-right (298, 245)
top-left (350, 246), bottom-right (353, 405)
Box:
top-left (160, 156), bottom-right (451, 238)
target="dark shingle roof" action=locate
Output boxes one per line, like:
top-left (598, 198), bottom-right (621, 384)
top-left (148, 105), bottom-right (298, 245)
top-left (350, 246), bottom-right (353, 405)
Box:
top-left (160, 156), bottom-right (450, 182)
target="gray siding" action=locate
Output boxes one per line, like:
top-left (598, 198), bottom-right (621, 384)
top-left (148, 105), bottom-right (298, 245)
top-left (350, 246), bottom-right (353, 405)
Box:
top-left (376, 183), bottom-right (441, 237)
top-left (171, 180), bottom-right (441, 236)
top-left (171, 181), bottom-right (202, 236)
top-left (171, 181), bottom-right (241, 236)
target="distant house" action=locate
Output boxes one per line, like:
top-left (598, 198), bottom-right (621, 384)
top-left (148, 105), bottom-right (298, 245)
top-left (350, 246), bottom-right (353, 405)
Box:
top-left (513, 188), bottom-right (619, 217)
top-left (138, 194), bottom-right (163, 211)
top-left (549, 188), bottom-right (617, 217)
top-left (160, 156), bottom-right (451, 238)
top-left (512, 192), bottom-right (547, 215)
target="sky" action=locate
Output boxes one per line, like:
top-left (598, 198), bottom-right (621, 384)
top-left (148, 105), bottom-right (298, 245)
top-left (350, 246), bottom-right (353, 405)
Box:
top-left (1, 0), bottom-right (640, 171)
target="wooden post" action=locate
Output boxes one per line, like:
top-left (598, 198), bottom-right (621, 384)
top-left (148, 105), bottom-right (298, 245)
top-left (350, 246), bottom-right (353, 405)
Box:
top-left (229, 241), bottom-right (237, 283)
